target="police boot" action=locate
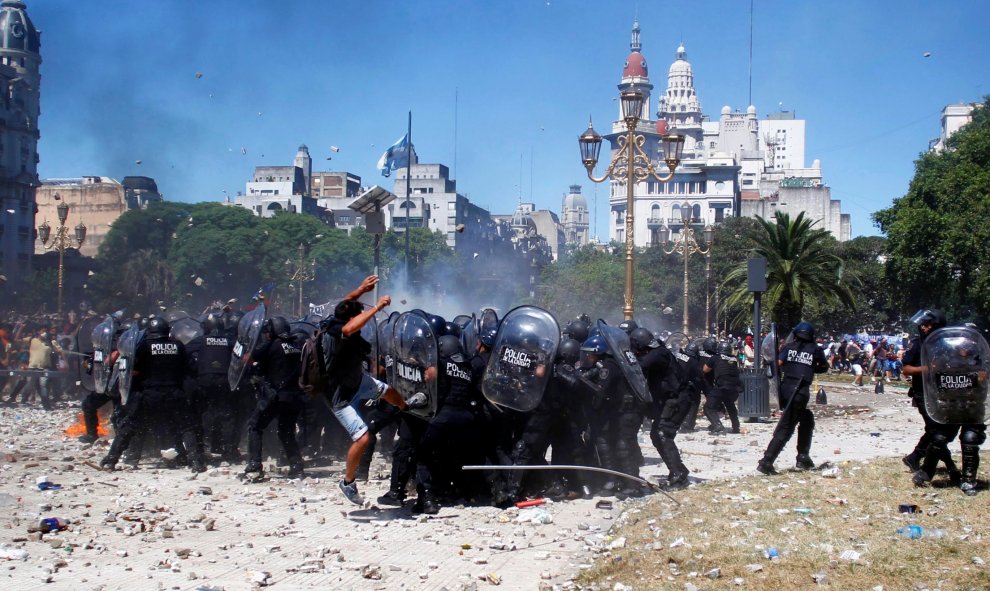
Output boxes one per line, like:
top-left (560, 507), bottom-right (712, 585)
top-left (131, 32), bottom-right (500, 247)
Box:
top-left (704, 407), bottom-right (725, 433)
top-left (726, 405), bottom-right (741, 434)
top-left (376, 489), bottom-right (405, 507)
top-left (902, 450), bottom-right (923, 472)
top-left (287, 458), bottom-right (305, 479)
top-left (758, 437), bottom-right (787, 475)
top-left (244, 460), bottom-right (264, 477)
top-left (667, 470), bottom-right (690, 489)
top-left (961, 441), bottom-right (982, 497)
top-left (414, 490), bottom-right (439, 515)
top-left (795, 454), bottom-right (816, 471)
top-left (99, 455), bottom-right (117, 472)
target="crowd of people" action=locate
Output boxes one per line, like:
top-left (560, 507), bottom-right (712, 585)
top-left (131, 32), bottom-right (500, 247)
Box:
top-left (1, 292), bottom-right (984, 511)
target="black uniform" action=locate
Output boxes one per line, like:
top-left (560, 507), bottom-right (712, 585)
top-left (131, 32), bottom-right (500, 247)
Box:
top-left (245, 333), bottom-right (306, 474)
top-left (676, 350), bottom-right (704, 432)
top-left (415, 351), bottom-right (484, 510)
top-left (580, 357), bottom-right (630, 492)
top-left (903, 337), bottom-right (960, 481)
top-left (641, 344), bottom-right (692, 486)
top-left (703, 352), bottom-right (741, 433)
top-left (187, 331), bottom-right (239, 461)
top-left (759, 339), bottom-right (827, 470)
top-left (102, 333), bottom-right (188, 469)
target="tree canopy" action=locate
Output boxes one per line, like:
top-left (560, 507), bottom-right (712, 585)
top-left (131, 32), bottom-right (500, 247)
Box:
top-left (874, 97), bottom-right (990, 321)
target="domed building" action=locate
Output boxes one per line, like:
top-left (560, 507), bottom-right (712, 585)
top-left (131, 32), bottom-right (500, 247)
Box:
top-left (561, 184), bottom-right (589, 246)
top-left (595, 21), bottom-right (849, 245)
top-left (0, 0), bottom-right (41, 283)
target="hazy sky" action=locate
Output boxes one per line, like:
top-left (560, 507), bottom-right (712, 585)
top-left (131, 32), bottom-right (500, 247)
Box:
top-left (31, 0), bottom-right (990, 238)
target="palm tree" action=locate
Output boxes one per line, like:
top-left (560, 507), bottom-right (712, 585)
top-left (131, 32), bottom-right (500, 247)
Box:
top-left (721, 211), bottom-right (856, 331)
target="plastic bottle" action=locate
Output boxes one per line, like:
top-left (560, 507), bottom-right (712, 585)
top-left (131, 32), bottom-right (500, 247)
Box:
top-left (37, 517), bottom-right (70, 533)
top-left (897, 525), bottom-right (923, 539)
top-left (927, 528), bottom-right (947, 539)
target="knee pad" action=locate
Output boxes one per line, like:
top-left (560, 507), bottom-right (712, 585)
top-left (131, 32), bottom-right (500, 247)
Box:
top-left (960, 428), bottom-right (987, 446)
top-left (932, 432), bottom-right (952, 447)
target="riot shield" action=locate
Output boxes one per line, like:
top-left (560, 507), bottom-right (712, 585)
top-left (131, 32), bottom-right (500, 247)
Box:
top-left (378, 313), bottom-right (398, 383)
top-left (360, 310), bottom-right (378, 376)
top-left (456, 314), bottom-right (477, 357)
top-left (480, 308), bottom-right (499, 335)
top-left (228, 304), bottom-right (267, 391)
top-left (921, 326), bottom-right (990, 424)
top-left (115, 324), bottom-right (146, 405)
top-left (74, 315), bottom-right (101, 393)
top-left (91, 316), bottom-right (117, 394)
top-left (597, 319), bottom-right (651, 404)
top-left (665, 331), bottom-right (690, 354)
top-left (482, 305), bottom-right (559, 412)
top-left (391, 312), bottom-right (438, 419)
top-left (290, 320), bottom-right (318, 338)
top-left (170, 316), bottom-right (203, 345)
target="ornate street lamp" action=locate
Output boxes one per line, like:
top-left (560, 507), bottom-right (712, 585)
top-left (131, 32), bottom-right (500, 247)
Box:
top-left (288, 242), bottom-right (316, 318)
top-left (659, 202), bottom-right (713, 335)
top-left (578, 89), bottom-right (684, 320)
top-left (37, 195), bottom-right (86, 317)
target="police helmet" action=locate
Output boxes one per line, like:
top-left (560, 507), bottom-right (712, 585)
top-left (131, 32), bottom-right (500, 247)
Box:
top-left (479, 326), bottom-right (498, 348)
top-left (267, 316), bottom-right (291, 340)
top-left (426, 314), bottom-right (447, 337)
top-left (147, 316), bottom-right (170, 338)
top-left (138, 316), bottom-right (150, 330)
top-left (438, 334), bottom-right (464, 361)
top-left (580, 334), bottom-right (609, 356)
top-left (792, 321), bottom-right (815, 342)
top-left (409, 308), bottom-right (429, 319)
top-left (629, 327), bottom-right (659, 351)
top-left (576, 313), bottom-right (591, 325)
top-left (201, 313), bottom-right (222, 335)
top-left (702, 336), bottom-right (718, 355)
top-left (684, 342), bottom-right (700, 358)
top-left (618, 319), bottom-right (639, 334)
top-left (911, 309), bottom-right (947, 330)
top-left (225, 310), bottom-right (245, 332)
top-left (557, 338), bottom-right (581, 364)
top-left (444, 321), bottom-right (462, 338)
top-left (718, 341), bottom-right (734, 357)
top-left (564, 319), bottom-right (590, 343)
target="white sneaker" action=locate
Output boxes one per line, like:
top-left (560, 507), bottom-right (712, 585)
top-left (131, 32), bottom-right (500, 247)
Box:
top-left (406, 392), bottom-right (428, 409)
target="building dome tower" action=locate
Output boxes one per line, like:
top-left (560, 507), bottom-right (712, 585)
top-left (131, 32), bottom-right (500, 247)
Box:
top-left (0, 0), bottom-right (41, 282)
top-left (617, 19), bottom-right (652, 121)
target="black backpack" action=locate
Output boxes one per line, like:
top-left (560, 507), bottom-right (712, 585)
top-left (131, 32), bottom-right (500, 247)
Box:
top-left (299, 323), bottom-right (338, 398)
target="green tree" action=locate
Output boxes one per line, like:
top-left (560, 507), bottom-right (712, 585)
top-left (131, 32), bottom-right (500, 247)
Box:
top-left (874, 97), bottom-right (990, 319)
top-left (721, 211), bottom-right (856, 330)
top-left (806, 236), bottom-right (895, 335)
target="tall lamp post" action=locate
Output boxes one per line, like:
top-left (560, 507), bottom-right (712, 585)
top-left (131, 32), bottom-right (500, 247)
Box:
top-left (658, 202), bottom-right (713, 336)
top-left (578, 89), bottom-right (684, 320)
top-left (288, 243), bottom-right (316, 318)
top-left (37, 198), bottom-right (86, 318)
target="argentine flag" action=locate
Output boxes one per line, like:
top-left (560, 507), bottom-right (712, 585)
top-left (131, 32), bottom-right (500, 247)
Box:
top-left (376, 133), bottom-right (414, 177)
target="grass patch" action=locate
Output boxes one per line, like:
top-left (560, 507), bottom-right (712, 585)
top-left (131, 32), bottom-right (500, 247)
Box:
top-left (577, 458), bottom-right (989, 590)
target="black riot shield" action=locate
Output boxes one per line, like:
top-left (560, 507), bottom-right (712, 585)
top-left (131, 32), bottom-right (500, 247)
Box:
top-left (91, 316), bottom-right (117, 394)
top-left (480, 308), bottom-right (499, 335)
top-left (290, 320), bottom-right (318, 339)
top-left (391, 312), bottom-right (439, 419)
top-left (170, 316), bottom-right (203, 346)
top-left (228, 304), bottom-right (266, 391)
top-left (921, 326), bottom-right (990, 424)
top-left (482, 305), bottom-right (560, 412)
top-left (115, 324), bottom-right (145, 405)
top-left (597, 319), bottom-right (651, 404)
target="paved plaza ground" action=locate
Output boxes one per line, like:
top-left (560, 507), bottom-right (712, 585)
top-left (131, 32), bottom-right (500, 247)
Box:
top-left (0, 379), bottom-right (930, 590)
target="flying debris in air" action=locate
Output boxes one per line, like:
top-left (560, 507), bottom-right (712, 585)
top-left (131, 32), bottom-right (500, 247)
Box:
top-left (240, 147), bottom-right (247, 155)
top-left (257, 112), bottom-right (262, 116)
top-left (5, 209), bottom-right (14, 214)
top-left (923, 52), bottom-right (932, 58)
top-left (53, 194), bottom-right (61, 200)
top-left (326, 156), bottom-right (332, 160)
top-left (195, 71), bottom-right (204, 79)
top-left (329, 146), bottom-right (340, 152)
top-left (135, 160), bottom-right (142, 165)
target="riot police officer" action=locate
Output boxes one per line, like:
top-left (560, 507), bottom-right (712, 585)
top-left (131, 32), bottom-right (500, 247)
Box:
top-left (505, 338), bottom-right (588, 501)
top-left (676, 342), bottom-right (704, 432)
top-left (578, 333), bottom-right (631, 493)
top-left (902, 309), bottom-right (961, 486)
top-left (188, 313), bottom-right (239, 463)
top-left (757, 321), bottom-right (828, 475)
top-left (631, 328), bottom-right (691, 488)
top-left (414, 335), bottom-right (484, 514)
top-left (243, 316), bottom-right (306, 478)
top-left (101, 317), bottom-right (189, 471)
top-left (702, 340), bottom-right (741, 434)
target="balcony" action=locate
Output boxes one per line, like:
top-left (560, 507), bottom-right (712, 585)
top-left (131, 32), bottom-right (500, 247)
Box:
top-left (647, 217), bottom-right (664, 229)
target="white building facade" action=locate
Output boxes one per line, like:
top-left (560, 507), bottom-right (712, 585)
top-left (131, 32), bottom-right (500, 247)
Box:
top-left (602, 22), bottom-right (850, 243)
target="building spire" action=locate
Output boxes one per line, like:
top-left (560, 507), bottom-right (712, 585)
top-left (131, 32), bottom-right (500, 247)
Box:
top-left (630, 19), bottom-right (641, 53)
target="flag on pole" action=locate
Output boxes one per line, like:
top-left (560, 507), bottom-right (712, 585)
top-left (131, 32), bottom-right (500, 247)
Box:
top-left (376, 133), bottom-right (414, 177)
